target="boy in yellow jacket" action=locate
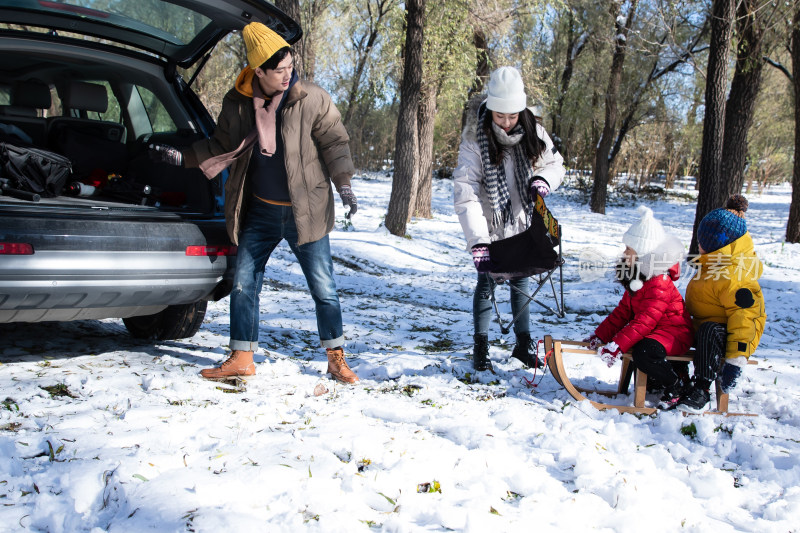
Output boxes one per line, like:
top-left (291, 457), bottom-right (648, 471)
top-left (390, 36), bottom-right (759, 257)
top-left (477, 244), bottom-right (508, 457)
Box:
top-left (678, 195), bottom-right (766, 413)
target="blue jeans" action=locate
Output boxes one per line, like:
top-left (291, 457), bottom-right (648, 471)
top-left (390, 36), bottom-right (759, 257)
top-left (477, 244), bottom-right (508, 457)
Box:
top-left (229, 200), bottom-right (344, 351)
top-left (473, 273), bottom-right (530, 337)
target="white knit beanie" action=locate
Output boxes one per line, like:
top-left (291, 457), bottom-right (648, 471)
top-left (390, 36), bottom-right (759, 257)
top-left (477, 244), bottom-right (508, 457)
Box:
top-left (623, 206), bottom-right (666, 257)
top-left (485, 66), bottom-right (527, 113)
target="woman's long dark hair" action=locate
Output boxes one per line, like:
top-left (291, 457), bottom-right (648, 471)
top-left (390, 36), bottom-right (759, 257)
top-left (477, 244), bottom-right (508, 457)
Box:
top-left (482, 107), bottom-right (546, 166)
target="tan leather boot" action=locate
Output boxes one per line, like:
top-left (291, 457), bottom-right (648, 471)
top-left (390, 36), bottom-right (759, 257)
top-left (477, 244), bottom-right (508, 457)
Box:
top-left (326, 347), bottom-right (359, 384)
top-left (200, 350), bottom-right (255, 379)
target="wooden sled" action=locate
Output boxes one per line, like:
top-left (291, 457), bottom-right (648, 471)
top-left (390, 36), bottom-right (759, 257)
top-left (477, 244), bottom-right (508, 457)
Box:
top-left (543, 335), bottom-right (757, 416)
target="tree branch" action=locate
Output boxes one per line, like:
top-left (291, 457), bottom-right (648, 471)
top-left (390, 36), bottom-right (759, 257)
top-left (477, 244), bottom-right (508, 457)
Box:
top-left (763, 55), bottom-right (793, 82)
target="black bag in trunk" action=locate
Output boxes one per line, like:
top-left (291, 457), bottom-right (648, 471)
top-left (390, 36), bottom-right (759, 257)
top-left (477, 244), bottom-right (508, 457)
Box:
top-left (0, 142), bottom-right (72, 197)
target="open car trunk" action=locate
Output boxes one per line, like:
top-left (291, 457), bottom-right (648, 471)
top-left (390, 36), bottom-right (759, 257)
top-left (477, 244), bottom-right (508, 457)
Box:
top-left (0, 0), bottom-right (300, 216)
top-left (0, 40), bottom-right (220, 216)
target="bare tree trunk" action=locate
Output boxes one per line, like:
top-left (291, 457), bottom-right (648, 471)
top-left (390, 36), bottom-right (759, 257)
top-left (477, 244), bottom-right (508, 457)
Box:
top-left (298, 1), bottom-right (331, 81)
top-left (342, 42), bottom-right (376, 127)
top-left (608, 25), bottom-right (708, 166)
top-left (587, 64), bottom-right (602, 178)
top-left (462, 28), bottom-right (490, 130)
top-left (722, 0), bottom-right (766, 198)
top-left (275, 0), bottom-right (304, 78)
top-left (691, 0), bottom-right (736, 254)
top-left (788, 5), bottom-right (800, 243)
top-left (552, 9), bottom-right (587, 160)
top-left (385, 0), bottom-right (426, 236)
top-left (342, 0), bottom-right (392, 127)
top-left (590, 0), bottom-right (638, 214)
top-left (347, 80), bottom-right (382, 170)
top-left (414, 79), bottom-right (437, 219)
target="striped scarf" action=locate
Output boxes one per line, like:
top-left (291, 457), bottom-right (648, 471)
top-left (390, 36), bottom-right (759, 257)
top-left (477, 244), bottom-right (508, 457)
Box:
top-left (476, 105), bottom-right (535, 230)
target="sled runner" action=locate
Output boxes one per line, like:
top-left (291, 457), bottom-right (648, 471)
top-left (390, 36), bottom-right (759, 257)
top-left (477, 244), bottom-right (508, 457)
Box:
top-left (543, 335), bottom-right (757, 416)
top-left (487, 193), bottom-right (565, 334)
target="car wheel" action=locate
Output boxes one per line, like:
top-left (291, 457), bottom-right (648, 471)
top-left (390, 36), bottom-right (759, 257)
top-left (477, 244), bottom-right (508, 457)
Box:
top-left (123, 301), bottom-right (207, 340)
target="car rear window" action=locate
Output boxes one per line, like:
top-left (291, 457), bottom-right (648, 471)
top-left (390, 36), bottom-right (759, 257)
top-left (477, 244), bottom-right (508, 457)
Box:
top-left (9, 0), bottom-right (213, 46)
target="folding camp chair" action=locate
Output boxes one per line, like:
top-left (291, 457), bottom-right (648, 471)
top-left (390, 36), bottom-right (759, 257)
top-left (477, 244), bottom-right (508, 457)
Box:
top-left (486, 193), bottom-right (565, 334)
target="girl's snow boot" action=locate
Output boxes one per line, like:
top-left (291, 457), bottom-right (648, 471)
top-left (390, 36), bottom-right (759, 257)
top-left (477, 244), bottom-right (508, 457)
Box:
top-left (657, 377), bottom-right (688, 410)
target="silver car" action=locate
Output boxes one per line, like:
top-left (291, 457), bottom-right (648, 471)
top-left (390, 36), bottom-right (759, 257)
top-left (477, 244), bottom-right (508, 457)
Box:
top-left (0, 0), bottom-right (300, 339)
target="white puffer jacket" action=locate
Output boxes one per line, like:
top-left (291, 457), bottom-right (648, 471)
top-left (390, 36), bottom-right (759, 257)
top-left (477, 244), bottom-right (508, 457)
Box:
top-left (453, 98), bottom-right (565, 250)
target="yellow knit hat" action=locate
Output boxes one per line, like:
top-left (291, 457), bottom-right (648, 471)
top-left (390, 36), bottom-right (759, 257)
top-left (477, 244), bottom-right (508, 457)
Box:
top-left (242, 22), bottom-right (290, 68)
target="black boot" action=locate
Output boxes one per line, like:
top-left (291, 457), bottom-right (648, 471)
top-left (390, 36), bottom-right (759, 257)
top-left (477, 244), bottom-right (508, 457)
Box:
top-left (511, 332), bottom-right (543, 368)
top-left (472, 334), bottom-right (493, 372)
top-left (657, 377), bottom-right (688, 410)
top-left (676, 379), bottom-right (711, 414)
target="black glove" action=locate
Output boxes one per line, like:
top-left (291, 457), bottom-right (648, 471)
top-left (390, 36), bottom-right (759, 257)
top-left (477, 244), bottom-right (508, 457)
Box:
top-left (338, 185), bottom-right (357, 219)
top-left (471, 244), bottom-right (493, 273)
top-left (149, 143), bottom-right (183, 167)
top-left (720, 362), bottom-right (743, 393)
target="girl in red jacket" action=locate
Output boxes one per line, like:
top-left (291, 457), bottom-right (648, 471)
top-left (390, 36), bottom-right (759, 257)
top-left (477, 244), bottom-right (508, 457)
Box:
top-left (585, 206), bottom-right (694, 409)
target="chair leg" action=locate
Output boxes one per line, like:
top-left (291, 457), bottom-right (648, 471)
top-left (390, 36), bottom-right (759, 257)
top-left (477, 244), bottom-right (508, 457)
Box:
top-left (634, 369), bottom-right (647, 407)
top-left (558, 228), bottom-right (565, 317)
top-left (618, 357), bottom-right (633, 394)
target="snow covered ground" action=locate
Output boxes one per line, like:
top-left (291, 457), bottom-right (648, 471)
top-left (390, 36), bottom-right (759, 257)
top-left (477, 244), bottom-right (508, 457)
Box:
top-left (1, 174), bottom-right (799, 533)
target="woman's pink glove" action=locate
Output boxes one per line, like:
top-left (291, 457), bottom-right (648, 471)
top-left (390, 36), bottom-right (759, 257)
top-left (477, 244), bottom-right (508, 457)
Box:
top-left (471, 245), bottom-right (493, 273)
top-left (530, 178), bottom-right (550, 199)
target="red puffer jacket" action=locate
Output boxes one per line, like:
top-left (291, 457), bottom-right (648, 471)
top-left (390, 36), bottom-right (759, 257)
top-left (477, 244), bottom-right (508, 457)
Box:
top-left (594, 264), bottom-right (694, 355)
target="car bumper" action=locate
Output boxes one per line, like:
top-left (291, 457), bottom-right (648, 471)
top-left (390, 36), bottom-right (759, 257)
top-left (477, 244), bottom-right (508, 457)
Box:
top-left (0, 250), bottom-right (232, 322)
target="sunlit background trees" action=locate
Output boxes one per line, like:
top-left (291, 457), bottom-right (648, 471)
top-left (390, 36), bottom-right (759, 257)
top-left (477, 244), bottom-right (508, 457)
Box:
top-left (184, 0), bottom-right (798, 241)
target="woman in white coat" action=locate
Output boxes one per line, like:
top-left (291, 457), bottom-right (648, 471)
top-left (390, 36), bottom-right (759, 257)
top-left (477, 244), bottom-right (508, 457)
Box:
top-left (453, 66), bottom-right (566, 371)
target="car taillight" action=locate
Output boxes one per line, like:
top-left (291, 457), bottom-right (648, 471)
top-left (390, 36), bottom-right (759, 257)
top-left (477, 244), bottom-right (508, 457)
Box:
top-left (0, 242), bottom-right (34, 255)
top-left (185, 245), bottom-right (237, 256)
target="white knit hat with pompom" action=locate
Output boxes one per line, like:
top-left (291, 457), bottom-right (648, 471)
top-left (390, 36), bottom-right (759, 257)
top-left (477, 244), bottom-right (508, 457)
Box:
top-left (622, 206), bottom-right (666, 257)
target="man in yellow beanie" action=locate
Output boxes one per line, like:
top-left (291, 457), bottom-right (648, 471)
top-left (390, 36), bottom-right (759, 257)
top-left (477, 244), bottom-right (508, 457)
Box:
top-left (149, 22), bottom-right (359, 384)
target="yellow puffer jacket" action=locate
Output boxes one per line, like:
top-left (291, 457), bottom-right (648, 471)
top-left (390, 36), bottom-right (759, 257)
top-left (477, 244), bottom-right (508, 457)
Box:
top-left (685, 232), bottom-right (766, 359)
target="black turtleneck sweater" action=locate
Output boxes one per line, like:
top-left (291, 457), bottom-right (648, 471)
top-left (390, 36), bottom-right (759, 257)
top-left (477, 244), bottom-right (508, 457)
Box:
top-left (248, 70), bottom-right (299, 203)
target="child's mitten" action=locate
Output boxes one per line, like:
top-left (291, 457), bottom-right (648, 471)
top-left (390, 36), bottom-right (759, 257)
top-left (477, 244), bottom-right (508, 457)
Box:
top-left (598, 341), bottom-right (621, 367)
top-left (720, 358), bottom-right (746, 393)
top-left (583, 334), bottom-right (603, 350)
